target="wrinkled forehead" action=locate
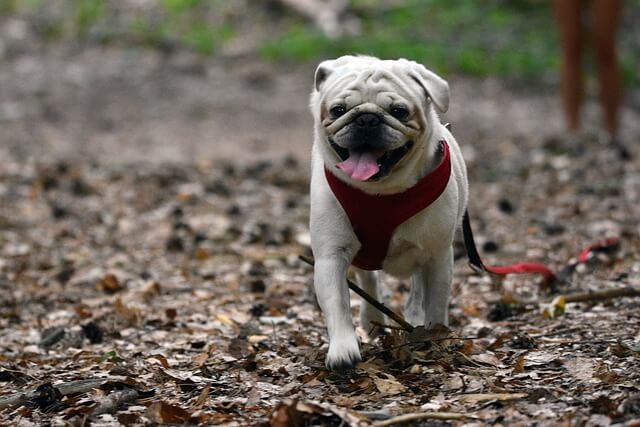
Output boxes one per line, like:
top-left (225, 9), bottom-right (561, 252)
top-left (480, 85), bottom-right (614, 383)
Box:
top-left (322, 65), bottom-right (420, 107)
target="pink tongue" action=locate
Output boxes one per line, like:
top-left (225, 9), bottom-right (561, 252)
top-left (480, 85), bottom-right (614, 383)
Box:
top-left (336, 151), bottom-right (380, 181)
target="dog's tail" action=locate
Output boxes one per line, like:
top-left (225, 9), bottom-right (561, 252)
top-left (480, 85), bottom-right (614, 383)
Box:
top-left (461, 209), bottom-right (619, 285)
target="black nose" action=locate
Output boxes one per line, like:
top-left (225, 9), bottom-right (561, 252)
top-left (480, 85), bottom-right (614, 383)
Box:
top-left (355, 113), bottom-right (381, 128)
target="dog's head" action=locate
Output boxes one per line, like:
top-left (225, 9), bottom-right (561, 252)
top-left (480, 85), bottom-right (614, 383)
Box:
top-left (311, 56), bottom-right (449, 189)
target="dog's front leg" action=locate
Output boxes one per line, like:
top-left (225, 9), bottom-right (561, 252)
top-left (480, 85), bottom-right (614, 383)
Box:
top-left (314, 256), bottom-right (361, 370)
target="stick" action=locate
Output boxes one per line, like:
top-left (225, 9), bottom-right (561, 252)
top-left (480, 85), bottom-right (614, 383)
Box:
top-left (532, 327), bottom-right (582, 338)
top-left (90, 387), bottom-right (139, 417)
top-left (370, 321), bottom-right (407, 331)
top-left (0, 378), bottom-right (107, 410)
top-left (562, 287), bottom-right (640, 303)
top-left (373, 411), bottom-right (475, 426)
top-left (299, 254), bottom-right (414, 332)
top-left (540, 339), bottom-right (627, 346)
top-left (490, 286), bottom-right (640, 308)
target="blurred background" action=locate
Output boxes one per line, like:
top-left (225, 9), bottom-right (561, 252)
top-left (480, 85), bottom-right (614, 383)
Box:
top-left (1, 0), bottom-right (639, 164)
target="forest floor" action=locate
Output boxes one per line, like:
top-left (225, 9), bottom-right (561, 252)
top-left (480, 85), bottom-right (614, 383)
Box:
top-left (1, 13), bottom-right (640, 427)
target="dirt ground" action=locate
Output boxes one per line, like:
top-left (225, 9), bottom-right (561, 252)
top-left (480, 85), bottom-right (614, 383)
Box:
top-left (1, 15), bottom-right (640, 427)
top-left (2, 14), bottom-right (639, 167)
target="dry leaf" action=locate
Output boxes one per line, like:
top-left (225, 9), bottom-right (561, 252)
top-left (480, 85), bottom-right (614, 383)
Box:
top-left (513, 354), bottom-right (526, 373)
top-left (373, 375), bottom-right (407, 396)
top-left (459, 393), bottom-right (528, 404)
top-left (146, 401), bottom-right (192, 424)
top-left (113, 298), bottom-right (140, 324)
top-left (564, 358), bottom-right (599, 383)
top-left (141, 281), bottom-right (161, 300)
top-left (540, 296), bottom-right (565, 319)
top-left (149, 354), bottom-right (170, 369)
top-left (462, 339), bottom-right (474, 356)
top-left (471, 353), bottom-right (504, 368)
top-left (98, 273), bottom-right (124, 294)
top-left (193, 385), bottom-right (211, 408)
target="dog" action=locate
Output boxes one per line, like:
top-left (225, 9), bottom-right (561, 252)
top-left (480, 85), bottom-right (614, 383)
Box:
top-left (309, 55), bottom-right (469, 370)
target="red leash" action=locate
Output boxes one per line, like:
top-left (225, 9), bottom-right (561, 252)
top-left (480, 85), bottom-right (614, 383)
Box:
top-left (462, 211), bottom-right (620, 285)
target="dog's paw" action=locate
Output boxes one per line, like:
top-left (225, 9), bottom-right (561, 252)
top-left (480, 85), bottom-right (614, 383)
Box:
top-left (326, 333), bottom-right (361, 371)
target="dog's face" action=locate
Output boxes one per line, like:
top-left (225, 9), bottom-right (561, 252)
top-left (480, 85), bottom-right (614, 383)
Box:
top-left (311, 56), bottom-right (449, 186)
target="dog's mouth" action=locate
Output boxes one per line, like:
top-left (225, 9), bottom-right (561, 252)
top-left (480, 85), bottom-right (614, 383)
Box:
top-left (329, 140), bottom-right (414, 182)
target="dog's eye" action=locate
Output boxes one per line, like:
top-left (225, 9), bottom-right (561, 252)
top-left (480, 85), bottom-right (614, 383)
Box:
top-left (390, 106), bottom-right (409, 120)
top-left (329, 105), bottom-right (346, 119)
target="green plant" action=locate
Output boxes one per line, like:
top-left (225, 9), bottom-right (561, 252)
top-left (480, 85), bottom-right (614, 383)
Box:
top-left (71, 0), bottom-right (105, 35)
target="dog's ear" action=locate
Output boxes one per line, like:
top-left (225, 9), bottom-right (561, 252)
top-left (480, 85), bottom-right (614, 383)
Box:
top-left (314, 60), bottom-right (334, 91)
top-left (403, 61), bottom-right (450, 113)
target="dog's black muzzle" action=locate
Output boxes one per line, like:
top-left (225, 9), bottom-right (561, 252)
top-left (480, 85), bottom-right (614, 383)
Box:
top-left (340, 113), bottom-right (387, 152)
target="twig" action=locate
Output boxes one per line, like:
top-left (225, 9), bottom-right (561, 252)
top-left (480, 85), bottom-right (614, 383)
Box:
top-left (532, 327), bottom-right (582, 338)
top-left (492, 286), bottom-right (639, 309)
top-left (0, 378), bottom-right (107, 410)
top-left (370, 321), bottom-right (407, 331)
top-left (561, 287), bottom-right (640, 303)
top-left (90, 387), bottom-right (139, 417)
top-left (299, 254), bottom-right (414, 332)
top-left (540, 339), bottom-right (626, 346)
top-left (373, 411), bottom-right (475, 426)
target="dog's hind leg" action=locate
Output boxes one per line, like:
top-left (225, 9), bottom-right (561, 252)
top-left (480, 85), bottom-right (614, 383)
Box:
top-left (420, 245), bottom-right (453, 327)
top-left (406, 246), bottom-right (453, 327)
top-left (405, 269), bottom-right (427, 326)
top-left (355, 269), bottom-right (385, 338)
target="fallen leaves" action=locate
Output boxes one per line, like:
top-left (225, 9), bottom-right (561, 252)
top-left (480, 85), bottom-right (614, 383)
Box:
top-left (98, 273), bottom-right (125, 294)
top-left (540, 295), bottom-right (566, 319)
top-left (270, 400), bottom-right (364, 427)
top-left (146, 401), bottom-right (193, 424)
top-left (458, 392), bottom-right (528, 404)
top-left (1, 128), bottom-right (639, 425)
top-left (372, 375), bottom-right (407, 396)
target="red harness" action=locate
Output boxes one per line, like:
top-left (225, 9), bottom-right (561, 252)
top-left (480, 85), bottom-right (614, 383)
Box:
top-left (324, 140), bottom-right (451, 270)
top-left (324, 138), bottom-right (620, 283)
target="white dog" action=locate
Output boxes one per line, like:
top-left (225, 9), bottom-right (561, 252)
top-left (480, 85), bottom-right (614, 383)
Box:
top-left (309, 56), bottom-right (468, 370)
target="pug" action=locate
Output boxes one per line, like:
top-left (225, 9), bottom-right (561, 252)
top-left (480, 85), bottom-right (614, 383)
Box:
top-left (309, 56), bottom-right (468, 370)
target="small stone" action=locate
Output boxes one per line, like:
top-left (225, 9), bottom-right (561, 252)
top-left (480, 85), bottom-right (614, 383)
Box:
top-left (250, 303), bottom-right (266, 317)
top-left (498, 198), bottom-right (514, 214)
top-left (226, 204), bottom-right (242, 216)
top-left (51, 204), bottom-right (68, 219)
top-left (39, 327), bottom-right (66, 349)
top-left (193, 232), bottom-right (207, 244)
top-left (248, 279), bottom-right (266, 293)
top-left (243, 261), bottom-right (267, 276)
top-left (487, 302), bottom-right (514, 321)
top-left (70, 177), bottom-right (92, 196)
top-left (623, 394), bottom-right (640, 416)
top-left (165, 235), bottom-right (185, 252)
top-left (482, 241), bottom-right (499, 252)
top-left (205, 179), bottom-right (231, 197)
top-left (285, 196), bottom-right (298, 209)
top-left (477, 326), bottom-right (493, 338)
top-left (543, 222), bottom-right (565, 236)
top-left (510, 332), bottom-right (537, 349)
top-left (82, 322), bottom-right (104, 344)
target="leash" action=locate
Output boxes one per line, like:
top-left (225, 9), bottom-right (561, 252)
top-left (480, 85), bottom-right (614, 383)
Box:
top-left (462, 210), bottom-right (620, 285)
